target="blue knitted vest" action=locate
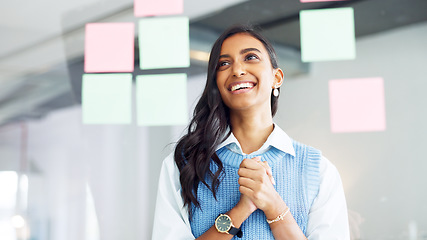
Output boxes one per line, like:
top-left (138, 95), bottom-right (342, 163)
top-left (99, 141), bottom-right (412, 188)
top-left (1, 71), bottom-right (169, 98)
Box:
top-left (190, 140), bottom-right (321, 239)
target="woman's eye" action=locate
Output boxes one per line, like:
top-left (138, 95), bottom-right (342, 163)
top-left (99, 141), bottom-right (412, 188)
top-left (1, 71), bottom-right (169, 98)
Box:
top-left (218, 61), bottom-right (230, 68)
top-left (246, 54), bottom-right (259, 61)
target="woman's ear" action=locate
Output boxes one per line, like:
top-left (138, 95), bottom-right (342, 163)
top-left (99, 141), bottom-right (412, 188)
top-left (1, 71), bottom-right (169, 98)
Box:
top-left (273, 68), bottom-right (284, 88)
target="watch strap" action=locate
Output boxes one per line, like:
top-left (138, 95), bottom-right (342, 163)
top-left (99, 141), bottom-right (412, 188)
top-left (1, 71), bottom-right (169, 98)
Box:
top-left (228, 226), bottom-right (243, 238)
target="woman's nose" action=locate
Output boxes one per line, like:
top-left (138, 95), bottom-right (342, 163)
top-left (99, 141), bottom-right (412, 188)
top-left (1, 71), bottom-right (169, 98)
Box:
top-left (232, 62), bottom-right (246, 77)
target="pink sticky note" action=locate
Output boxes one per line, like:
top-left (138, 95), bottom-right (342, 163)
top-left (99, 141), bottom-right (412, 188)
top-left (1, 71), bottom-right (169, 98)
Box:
top-left (134, 0), bottom-right (183, 17)
top-left (329, 78), bottom-right (386, 133)
top-left (301, 0), bottom-right (347, 2)
top-left (85, 23), bottom-right (134, 73)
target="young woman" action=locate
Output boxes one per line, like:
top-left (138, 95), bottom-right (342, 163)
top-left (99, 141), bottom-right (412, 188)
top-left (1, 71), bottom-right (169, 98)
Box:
top-left (152, 25), bottom-right (350, 239)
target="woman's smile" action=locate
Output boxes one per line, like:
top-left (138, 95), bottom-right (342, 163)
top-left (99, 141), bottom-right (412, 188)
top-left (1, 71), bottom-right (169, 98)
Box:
top-left (228, 81), bottom-right (257, 94)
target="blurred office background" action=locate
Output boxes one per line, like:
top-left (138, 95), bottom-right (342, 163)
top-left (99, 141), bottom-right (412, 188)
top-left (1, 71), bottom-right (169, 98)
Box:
top-left (1, 0), bottom-right (427, 239)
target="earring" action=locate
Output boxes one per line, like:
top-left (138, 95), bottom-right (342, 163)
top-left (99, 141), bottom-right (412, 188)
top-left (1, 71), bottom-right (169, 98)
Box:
top-left (273, 88), bottom-right (279, 97)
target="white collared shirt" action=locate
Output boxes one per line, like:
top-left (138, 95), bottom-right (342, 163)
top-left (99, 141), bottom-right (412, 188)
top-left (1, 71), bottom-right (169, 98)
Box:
top-left (152, 124), bottom-right (350, 239)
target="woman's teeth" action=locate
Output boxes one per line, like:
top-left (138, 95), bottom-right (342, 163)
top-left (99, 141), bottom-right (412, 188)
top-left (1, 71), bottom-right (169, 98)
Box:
top-left (231, 82), bottom-right (254, 91)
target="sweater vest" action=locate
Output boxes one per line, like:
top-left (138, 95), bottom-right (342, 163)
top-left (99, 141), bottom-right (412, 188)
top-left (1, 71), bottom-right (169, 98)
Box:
top-left (190, 141), bottom-right (321, 239)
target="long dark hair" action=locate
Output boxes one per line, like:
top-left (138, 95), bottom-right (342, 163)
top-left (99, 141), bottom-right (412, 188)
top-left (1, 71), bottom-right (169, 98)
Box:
top-left (174, 24), bottom-right (281, 216)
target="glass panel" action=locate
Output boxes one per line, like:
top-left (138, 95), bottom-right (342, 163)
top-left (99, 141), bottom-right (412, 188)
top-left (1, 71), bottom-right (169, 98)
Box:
top-left (1, 0), bottom-right (426, 239)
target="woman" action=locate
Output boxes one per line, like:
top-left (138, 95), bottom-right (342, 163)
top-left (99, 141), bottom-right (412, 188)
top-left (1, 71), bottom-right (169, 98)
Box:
top-left (152, 25), bottom-right (349, 239)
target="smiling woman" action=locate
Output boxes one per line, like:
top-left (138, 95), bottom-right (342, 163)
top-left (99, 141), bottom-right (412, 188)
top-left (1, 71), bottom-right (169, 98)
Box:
top-left (215, 33), bottom-right (283, 121)
top-left (152, 25), bottom-right (350, 240)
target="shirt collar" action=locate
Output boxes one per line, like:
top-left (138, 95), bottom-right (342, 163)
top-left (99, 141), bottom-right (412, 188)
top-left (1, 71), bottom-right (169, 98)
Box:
top-left (216, 123), bottom-right (296, 157)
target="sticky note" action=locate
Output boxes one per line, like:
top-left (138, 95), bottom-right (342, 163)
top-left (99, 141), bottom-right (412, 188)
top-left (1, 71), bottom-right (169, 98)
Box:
top-left (85, 23), bottom-right (134, 73)
top-left (136, 73), bottom-right (188, 126)
top-left (300, 8), bottom-right (355, 62)
top-left (82, 74), bottom-right (132, 124)
top-left (329, 77), bottom-right (386, 133)
top-left (134, 0), bottom-right (183, 17)
top-left (300, 0), bottom-right (347, 2)
top-left (139, 17), bottom-right (190, 70)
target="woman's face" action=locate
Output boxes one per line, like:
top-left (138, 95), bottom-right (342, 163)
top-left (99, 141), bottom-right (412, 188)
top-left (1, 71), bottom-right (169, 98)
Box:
top-left (216, 33), bottom-right (283, 113)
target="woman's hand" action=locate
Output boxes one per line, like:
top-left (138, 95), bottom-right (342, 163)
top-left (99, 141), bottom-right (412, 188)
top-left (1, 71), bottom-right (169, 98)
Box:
top-left (237, 191), bottom-right (258, 214)
top-left (256, 157), bottom-right (275, 186)
top-left (238, 156), bottom-right (285, 218)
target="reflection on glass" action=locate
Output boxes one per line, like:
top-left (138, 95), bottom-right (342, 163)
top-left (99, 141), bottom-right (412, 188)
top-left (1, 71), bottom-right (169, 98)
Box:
top-left (0, 172), bottom-right (18, 240)
top-left (0, 172), bottom-right (18, 209)
top-left (85, 184), bottom-right (100, 240)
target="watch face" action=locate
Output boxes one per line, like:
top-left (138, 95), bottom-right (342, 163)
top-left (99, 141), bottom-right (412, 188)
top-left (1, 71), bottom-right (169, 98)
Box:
top-left (215, 215), bottom-right (232, 233)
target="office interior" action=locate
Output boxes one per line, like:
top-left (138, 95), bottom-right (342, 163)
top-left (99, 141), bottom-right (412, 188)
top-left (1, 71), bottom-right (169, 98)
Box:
top-left (1, 0), bottom-right (427, 239)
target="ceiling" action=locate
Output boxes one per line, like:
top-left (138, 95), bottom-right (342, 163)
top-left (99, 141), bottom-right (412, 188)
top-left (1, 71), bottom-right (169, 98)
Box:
top-left (0, 0), bottom-right (426, 126)
top-left (195, 0), bottom-right (427, 49)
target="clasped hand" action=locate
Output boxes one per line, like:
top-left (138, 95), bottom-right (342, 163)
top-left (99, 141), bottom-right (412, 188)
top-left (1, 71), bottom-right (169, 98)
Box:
top-left (238, 156), bottom-right (282, 215)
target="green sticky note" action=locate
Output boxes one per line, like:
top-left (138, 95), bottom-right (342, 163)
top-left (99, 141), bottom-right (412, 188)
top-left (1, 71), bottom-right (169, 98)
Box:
top-left (300, 7), bottom-right (356, 62)
top-left (136, 73), bottom-right (188, 126)
top-left (139, 17), bottom-right (190, 69)
top-left (82, 74), bottom-right (132, 124)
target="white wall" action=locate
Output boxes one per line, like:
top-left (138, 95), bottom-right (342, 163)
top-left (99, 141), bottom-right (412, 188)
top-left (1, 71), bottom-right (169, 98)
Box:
top-left (275, 21), bottom-right (427, 239)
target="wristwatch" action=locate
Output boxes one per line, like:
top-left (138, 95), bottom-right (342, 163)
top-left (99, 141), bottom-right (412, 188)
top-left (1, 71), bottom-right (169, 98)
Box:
top-left (215, 214), bottom-right (243, 238)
